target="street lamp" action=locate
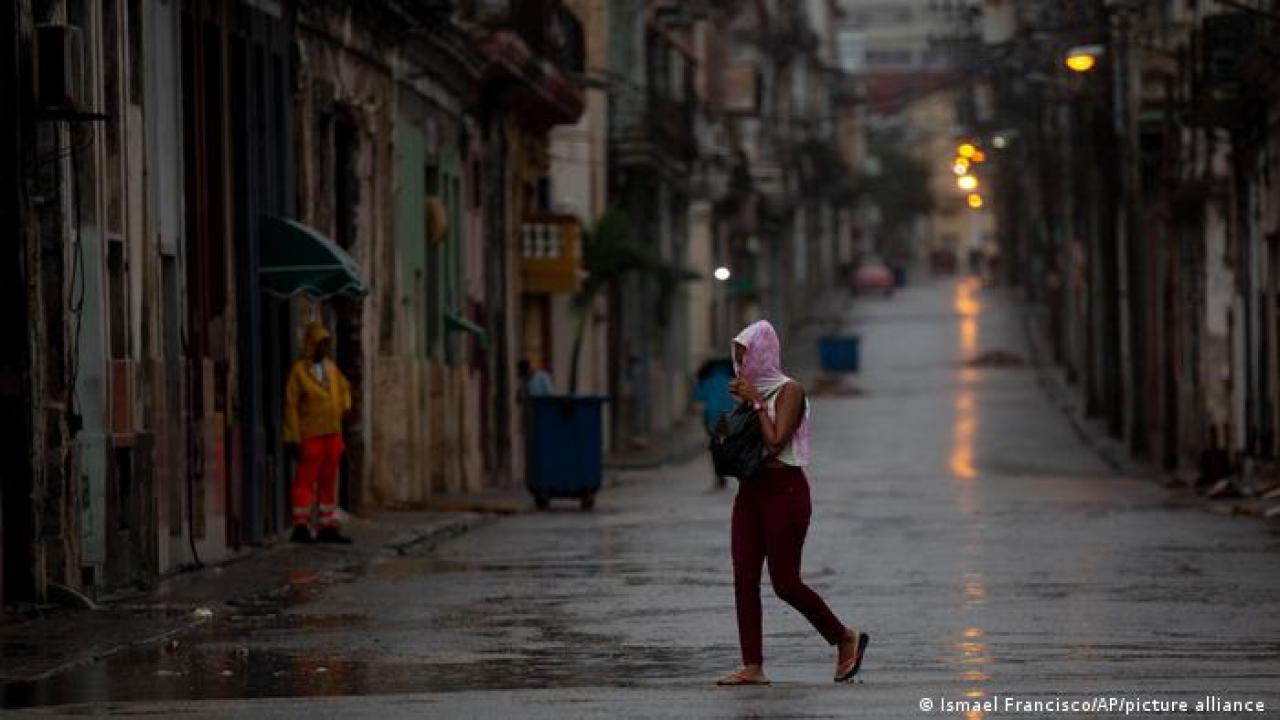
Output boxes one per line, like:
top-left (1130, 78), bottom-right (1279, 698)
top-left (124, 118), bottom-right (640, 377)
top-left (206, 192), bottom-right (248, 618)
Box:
top-left (957, 143), bottom-right (977, 158)
top-left (967, 193), bottom-right (984, 209)
top-left (957, 175), bottom-right (979, 191)
top-left (714, 266), bottom-right (731, 282)
top-left (953, 158), bottom-right (970, 175)
top-left (1065, 44), bottom-right (1104, 72)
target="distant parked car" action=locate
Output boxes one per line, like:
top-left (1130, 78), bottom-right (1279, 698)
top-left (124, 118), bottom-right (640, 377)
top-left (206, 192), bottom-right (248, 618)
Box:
top-left (852, 257), bottom-right (894, 296)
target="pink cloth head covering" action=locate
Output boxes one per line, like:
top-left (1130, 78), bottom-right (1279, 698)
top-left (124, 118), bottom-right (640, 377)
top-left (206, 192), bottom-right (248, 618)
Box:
top-left (732, 320), bottom-right (810, 466)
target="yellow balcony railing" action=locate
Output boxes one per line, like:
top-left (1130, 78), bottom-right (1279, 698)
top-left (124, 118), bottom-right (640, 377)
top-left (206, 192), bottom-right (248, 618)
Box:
top-left (521, 214), bottom-right (582, 294)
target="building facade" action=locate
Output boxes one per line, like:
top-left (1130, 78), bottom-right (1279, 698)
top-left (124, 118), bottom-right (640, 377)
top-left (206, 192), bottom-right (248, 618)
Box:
top-left (978, 0), bottom-right (1280, 484)
top-left (2, 0), bottom-right (864, 605)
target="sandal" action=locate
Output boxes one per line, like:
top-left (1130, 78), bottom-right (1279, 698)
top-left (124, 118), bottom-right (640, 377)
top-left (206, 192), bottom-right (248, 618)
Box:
top-left (834, 629), bottom-right (870, 682)
top-left (717, 668), bottom-right (771, 686)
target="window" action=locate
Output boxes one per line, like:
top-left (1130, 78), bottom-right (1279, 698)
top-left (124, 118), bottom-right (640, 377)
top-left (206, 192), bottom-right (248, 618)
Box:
top-left (535, 176), bottom-right (551, 212)
top-left (127, 0), bottom-right (143, 105)
top-left (108, 241), bottom-right (129, 359)
top-left (103, 0), bottom-right (124, 234)
top-left (470, 159), bottom-right (482, 210)
top-left (866, 49), bottom-right (914, 67)
top-left (670, 52), bottom-right (685, 102)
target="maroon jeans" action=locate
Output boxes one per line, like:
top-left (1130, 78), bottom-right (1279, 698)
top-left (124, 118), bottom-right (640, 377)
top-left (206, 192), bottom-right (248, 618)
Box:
top-left (732, 465), bottom-right (846, 666)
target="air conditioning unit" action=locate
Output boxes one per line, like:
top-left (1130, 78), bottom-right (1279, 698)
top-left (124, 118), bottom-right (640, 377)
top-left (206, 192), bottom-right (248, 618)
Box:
top-left (36, 24), bottom-right (85, 116)
top-left (1204, 13), bottom-right (1259, 93)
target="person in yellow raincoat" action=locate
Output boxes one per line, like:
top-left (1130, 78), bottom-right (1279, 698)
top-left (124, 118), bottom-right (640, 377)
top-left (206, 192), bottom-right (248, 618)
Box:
top-left (283, 321), bottom-right (353, 543)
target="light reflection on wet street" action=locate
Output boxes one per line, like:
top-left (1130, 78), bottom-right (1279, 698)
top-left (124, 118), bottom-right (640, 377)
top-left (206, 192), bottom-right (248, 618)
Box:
top-left (8, 280), bottom-right (1280, 718)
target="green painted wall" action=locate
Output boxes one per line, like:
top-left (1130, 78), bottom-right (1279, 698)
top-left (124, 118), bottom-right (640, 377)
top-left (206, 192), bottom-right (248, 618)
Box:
top-left (393, 115), bottom-right (427, 359)
top-left (74, 225), bottom-right (108, 569)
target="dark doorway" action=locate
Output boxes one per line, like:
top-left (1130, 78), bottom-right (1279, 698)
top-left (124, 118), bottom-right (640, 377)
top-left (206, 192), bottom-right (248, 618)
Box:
top-left (0, 0), bottom-right (35, 605)
top-left (228, 3), bottom-right (295, 544)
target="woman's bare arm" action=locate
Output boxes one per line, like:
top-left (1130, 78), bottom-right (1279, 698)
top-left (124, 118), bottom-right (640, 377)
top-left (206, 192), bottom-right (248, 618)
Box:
top-left (755, 382), bottom-right (805, 453)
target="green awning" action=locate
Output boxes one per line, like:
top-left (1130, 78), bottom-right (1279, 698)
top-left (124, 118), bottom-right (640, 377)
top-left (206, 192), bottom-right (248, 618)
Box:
top-left (445, 311), bottom-right (490, 348)
top-left (259, 215), bottom-right (369, 299)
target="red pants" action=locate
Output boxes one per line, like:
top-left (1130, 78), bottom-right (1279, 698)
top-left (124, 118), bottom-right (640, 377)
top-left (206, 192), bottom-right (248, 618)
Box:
top-left (293, 433), bottom-right (344, 527)
top-left (732, 465), bottom-right (846, 666)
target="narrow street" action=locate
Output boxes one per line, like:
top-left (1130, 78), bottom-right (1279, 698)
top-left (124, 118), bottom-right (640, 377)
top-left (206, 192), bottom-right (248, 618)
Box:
top-left (10, 280), bottom-right (1280, 718)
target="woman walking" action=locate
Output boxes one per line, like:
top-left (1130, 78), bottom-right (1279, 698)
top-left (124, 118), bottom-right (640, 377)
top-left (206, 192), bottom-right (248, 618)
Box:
top-left (717, 320), bottom-right (869, 686)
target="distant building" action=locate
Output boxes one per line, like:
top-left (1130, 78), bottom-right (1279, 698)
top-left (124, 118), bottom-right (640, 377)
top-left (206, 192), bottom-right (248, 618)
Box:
top-left (836, 0), bottom-right (974, 73)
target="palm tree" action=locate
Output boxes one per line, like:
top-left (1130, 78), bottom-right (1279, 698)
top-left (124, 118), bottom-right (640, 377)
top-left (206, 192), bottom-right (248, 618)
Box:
top-left (567, 208), bottom-right (698, 395)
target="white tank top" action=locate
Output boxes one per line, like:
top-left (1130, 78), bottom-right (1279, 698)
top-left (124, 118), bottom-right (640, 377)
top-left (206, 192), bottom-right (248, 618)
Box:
top-left (765, 385), bottom-right (808, 467)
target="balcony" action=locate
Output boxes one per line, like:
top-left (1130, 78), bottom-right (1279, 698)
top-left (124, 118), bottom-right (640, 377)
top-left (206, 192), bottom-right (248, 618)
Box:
top-left (521, 214), bottom-right (583, 294)
top-left (466, 0), bottom-right (586, 128)
top-left (612, 29), bottom-right (696, 173)
top-left (1188, 12), bottom-right (1274, 128)
top-left (463, 0), bottom-right (584, 74)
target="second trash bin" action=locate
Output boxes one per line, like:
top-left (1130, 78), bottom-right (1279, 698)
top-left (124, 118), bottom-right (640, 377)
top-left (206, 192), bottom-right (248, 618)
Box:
top-left (818, 335), bottom-right (861, 373)
top-left (526, 395), bottom-right (608, 510)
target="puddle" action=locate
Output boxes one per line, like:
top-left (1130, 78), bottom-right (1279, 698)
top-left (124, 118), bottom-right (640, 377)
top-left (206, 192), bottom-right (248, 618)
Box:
top-left (962, 350), bottom-right (1025, 368)
top-left (1, 618), bottom-right (701, 708)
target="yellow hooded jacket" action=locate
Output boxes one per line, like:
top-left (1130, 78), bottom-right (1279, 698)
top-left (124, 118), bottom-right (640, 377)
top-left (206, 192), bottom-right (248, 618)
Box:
top-left (283, 322), bottom-right (352, 443)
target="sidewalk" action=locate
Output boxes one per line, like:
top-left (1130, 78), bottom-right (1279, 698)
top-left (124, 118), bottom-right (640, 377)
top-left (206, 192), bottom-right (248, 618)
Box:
top-left (0, 290), bottom-right (861, 691)
top-left (0, 511), bottom-right (488, 686)
top-left (1018, 293), bottom-right (1280, 525)
top-left (605, 414), bottom-right (708, 470)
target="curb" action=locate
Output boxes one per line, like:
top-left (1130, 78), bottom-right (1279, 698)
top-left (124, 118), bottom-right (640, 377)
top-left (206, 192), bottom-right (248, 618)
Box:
top-left (16, 617), bottom-right (205, 685)
top-left (383, 513), bottom-right (494, 556)
top-left (605, 436), bottom-right (707, 471)
top-left (1, 512), bottom-right (493, 687)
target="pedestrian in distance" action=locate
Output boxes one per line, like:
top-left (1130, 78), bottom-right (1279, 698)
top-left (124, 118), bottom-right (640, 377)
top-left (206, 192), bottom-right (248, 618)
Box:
top-left (694, 357), bottom-right (736, 488)
top-left (283, 321), bottom-right (354, 544)
top-left (517, 358), bottom-right (554, 401)
top-left (716, 319), bottom-right (869, 686)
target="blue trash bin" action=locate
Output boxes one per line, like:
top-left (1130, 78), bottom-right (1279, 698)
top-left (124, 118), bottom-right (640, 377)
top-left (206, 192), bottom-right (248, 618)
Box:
top-left (526, 395), bottom-right (609, 510)
top-left (818, 335), bottom-right (861, 373)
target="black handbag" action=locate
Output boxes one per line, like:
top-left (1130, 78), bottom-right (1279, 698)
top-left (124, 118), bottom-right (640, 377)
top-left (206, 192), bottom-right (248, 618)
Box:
top-left (708, 401), bottom-right (768, 481)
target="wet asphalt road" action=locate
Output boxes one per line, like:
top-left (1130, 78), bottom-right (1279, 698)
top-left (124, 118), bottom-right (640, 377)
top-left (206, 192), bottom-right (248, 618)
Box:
top-left (10, 279), bottom-right (1280, 718)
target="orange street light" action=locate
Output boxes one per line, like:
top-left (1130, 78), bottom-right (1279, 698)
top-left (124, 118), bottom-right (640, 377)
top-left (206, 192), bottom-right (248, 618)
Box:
top-left (972, 150), bottom-right (987, 163)
top-left (1065, 44), bottom-right (1103, 73)
top-left (957, 175), bottom-right (979, 191)
top-left (957, 143), bottom-right (977, 158)
top-left (967, 193), bottom-right (984, 209)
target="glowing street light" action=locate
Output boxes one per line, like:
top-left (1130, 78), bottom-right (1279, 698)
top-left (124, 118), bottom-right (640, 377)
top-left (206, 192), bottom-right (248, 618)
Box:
top-left (967, 193), bottom-right (984, 209)
top-left (991, 135), bottom-right (1008, 149)
top-left (957, 174), bottom-right (979, 191)
top-left (957, 143), bottom-right (977, 158)
top-left (714, 266), bottom-right (731, 282)
top-left (1065, 44), bottom-right (1104, 73)
top-left (972, 150), bottom-right (987, 163)
top-left (952, 157), bottom-right (970, 175)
